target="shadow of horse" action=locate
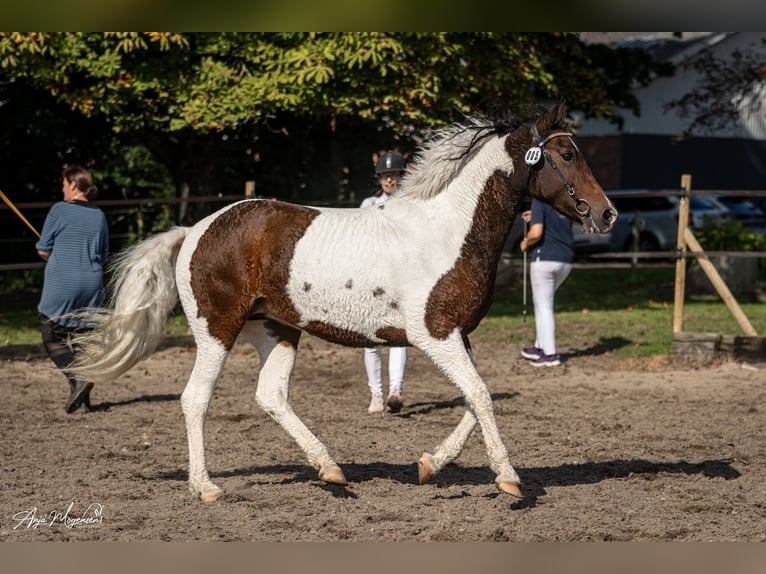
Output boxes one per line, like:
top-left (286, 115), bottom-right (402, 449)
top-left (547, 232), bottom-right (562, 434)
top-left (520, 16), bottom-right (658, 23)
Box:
top-left (89, 393), bottom-right (180, 411)
top-left (148, 457), bottom-right (740, 506)
top-left (508, 458), bottom-right (740, 509)
top-left (399, 391), bottom-right (519, 418)
top-left (147, 456), bottom-right (739, 507)
top-left (136, 386), bottom-right (740, 507)
top-left (560, 336), bottom-right (632, 361)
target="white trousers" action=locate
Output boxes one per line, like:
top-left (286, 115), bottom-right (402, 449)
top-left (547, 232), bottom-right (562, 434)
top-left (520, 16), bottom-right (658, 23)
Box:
top-left (363, 347), bottom-right (407, 396)
top-left (530, 259), bottom-right (572, 356)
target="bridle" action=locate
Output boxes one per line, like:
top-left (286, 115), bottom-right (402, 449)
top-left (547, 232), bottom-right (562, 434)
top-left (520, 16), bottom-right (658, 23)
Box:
top-left (524, 122), bottom-right (592, 217)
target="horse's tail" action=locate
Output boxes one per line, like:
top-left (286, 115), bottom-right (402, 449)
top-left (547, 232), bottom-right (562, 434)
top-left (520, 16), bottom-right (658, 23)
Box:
top-left (68, 226), bottom-right (190, 385)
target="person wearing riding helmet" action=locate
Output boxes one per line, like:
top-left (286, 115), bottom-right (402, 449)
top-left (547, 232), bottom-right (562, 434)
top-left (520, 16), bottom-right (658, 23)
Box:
top-left (360, 150), bottom-right (409, 413)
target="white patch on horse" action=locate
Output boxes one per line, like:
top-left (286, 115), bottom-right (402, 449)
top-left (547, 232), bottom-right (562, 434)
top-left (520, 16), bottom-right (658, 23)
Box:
top-left (286, 136), bottom-right (514, 342)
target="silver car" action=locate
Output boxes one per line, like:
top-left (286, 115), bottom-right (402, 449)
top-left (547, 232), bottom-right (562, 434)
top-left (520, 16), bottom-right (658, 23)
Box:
top-left (504, 209), bottom-right (613, 256)
top-left (606, 190), bottom-right (732, 252)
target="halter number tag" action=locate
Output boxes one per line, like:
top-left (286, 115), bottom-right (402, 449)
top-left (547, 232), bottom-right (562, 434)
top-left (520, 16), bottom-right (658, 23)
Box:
top-left (524, 147), bottom-right (542, 166)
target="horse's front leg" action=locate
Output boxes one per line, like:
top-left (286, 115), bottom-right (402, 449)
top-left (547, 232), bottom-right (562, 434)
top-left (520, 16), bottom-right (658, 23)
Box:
top-left (418, 409), bottom-right (477, 483)
top-left (417, 339), bottom-right (478, 483)
top-left (248, 321), bottom-right (347, 486)
top-left (416, 330), bottom-right (522, 498)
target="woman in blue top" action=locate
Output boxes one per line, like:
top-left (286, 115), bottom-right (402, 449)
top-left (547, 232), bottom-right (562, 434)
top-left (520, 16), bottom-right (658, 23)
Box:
top-left (36, 165), bottom-right (109, 413)
top-left (519, 198), bottom-right (574, 367)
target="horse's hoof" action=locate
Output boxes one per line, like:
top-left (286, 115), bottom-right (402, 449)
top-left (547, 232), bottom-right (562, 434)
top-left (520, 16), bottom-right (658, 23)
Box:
top-left (319, 467), bottom-right (348, 485)
top-left (418, 455), bottom-right (434, 485)
top-left (200, 488), bottom-right (224, 503)
top-left (496, 481), bottom-right (523, 499)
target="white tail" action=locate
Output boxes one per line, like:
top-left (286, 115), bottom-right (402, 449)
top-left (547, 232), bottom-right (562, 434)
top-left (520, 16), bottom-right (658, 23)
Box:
top-left (68, 226), bottom-right (190, 384)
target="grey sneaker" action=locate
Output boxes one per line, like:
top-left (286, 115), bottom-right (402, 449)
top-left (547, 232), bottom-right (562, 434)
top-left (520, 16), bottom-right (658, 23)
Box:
top-left (531, 353), bottom-right (561, 367)
top-left (368, 392), bottom-right (384, 413)
top-left (521, 346), bottom-right (544, 360)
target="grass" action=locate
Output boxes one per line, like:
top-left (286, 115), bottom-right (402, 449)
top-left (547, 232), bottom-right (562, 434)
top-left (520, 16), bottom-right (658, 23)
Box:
top-left (2, 264), bottom-right (764, 357)
top-left (0, 292), bottom-right (191, 346)
top-left (476, 263), bottom-right (766, 357)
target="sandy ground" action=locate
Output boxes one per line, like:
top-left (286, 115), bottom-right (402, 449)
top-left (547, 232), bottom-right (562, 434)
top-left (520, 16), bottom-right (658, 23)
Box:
top-left (1, 333), bottom-right (765, 542)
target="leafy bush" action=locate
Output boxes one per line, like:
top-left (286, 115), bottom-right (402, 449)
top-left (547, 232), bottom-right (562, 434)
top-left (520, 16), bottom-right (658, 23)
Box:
top-left (693, 218), bottom-right (766, 252)
top-left (692, 218), bottom-right (766, 280)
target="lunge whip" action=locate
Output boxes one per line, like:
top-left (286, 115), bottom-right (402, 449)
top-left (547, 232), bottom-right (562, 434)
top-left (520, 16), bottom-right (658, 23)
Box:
top-left (522, 218), bottom-right (528, 323)
top-left (0, 189), bottom-right (41, 238)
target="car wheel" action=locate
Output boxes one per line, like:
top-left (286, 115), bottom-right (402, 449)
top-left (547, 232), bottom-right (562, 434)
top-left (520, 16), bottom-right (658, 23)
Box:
top-left (624, 232), bottom-right (661, 254)
top-left (638, 233), bottom-right (661, 252)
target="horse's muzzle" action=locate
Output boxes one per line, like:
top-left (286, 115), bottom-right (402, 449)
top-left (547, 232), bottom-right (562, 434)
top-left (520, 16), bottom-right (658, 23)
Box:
top-left (584, 204), bottom-right (618, 234)
top-left (601, 206), bottom-right (618, 232)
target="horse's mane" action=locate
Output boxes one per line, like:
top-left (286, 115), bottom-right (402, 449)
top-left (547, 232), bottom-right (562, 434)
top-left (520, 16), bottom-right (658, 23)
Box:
top-left (398, 106), bottom-right (550, 201)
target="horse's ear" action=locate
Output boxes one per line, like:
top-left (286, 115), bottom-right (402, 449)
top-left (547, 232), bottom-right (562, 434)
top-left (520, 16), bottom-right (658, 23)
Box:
top-left (542, 101), bottom-right (567, 129)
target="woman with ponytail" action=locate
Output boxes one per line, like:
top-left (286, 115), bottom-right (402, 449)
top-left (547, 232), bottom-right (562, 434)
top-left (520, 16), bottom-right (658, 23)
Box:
top-left (36, 165), bottom-right (109, 413)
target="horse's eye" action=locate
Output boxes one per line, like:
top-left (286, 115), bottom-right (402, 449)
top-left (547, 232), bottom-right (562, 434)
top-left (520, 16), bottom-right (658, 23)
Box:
top-left (561, 152), bottom-right (575, 162)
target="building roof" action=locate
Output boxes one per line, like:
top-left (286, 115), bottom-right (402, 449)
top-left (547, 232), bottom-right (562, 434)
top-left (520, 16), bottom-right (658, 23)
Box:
top-left (580, 32), bottom-right (727, 64)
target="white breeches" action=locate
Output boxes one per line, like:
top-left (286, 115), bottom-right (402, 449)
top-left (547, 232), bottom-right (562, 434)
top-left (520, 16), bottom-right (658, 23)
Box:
top-left (530, 259), bottom-right (572, 355)
top-left (363, 347), bottom-right (407, 395)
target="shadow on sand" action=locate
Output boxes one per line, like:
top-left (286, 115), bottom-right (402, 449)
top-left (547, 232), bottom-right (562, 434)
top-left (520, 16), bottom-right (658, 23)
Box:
top-left (149, 456), bottom-right (739, 508)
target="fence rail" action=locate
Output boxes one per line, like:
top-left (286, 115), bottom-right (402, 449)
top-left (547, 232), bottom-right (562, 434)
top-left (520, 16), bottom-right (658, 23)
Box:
top-left (0, 194), bottom-right (247, 272)
top-left (2, 188), bottom-right (766, 272)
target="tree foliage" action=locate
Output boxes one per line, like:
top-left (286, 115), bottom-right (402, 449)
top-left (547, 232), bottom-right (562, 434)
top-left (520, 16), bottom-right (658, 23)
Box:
top-left (663, 36), bottom-right (766, 135)
top-left (0, 32), bottom-right (665, 133)
top-left (0, 32), bottom-right (670, 217)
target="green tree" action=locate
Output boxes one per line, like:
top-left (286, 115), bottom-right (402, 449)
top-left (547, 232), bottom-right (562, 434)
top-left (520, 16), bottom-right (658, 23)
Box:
top-left (0, 32), bottom-right (668, 221)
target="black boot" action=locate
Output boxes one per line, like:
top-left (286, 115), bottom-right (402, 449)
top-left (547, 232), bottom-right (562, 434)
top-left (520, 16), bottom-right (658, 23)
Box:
top-left (81, 387), bottom-right (94, 412)
top-left (65, 379), bottom-right (94, 414)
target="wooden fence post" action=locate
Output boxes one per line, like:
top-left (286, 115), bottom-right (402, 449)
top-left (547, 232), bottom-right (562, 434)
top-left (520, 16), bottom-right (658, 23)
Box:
top-left (673, 175), bottom-right (691, 334)
top-left (683, 229), bottom-right (758, 336)
top-left (630, 208), bottom-right (640, 267)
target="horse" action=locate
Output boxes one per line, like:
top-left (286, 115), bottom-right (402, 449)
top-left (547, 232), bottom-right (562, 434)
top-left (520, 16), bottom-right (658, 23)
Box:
top-left (69, 101), bottom-right (617, 503)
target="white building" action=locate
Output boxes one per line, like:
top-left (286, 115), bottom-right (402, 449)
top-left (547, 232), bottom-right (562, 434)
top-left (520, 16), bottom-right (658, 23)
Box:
top-left (574, 32), bottom-right (766, 190)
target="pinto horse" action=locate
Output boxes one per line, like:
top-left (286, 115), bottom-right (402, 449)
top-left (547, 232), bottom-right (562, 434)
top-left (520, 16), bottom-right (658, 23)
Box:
top-left (69, 102), bottom-right (617, 502)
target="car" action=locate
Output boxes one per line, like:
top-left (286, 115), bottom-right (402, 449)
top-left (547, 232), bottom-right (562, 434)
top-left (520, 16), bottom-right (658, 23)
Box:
top-left (504, 209), bottom-right (613, 257)
top-left (605, 190), bottom-right (678, 252)
top-left (710, 195), bottom-right (766, 233)
top-left (605, 189), bottom-right (735, 253)
top-left (685, 194), bottom-right (732, 227)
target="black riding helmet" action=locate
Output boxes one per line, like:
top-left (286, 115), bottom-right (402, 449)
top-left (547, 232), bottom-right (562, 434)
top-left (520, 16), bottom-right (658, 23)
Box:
top-left (375, 151), bottom-right (406, 174)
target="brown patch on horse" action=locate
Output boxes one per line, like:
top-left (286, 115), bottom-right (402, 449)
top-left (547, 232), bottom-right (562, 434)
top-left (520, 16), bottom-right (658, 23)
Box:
top-left (264, 319), bottom-right (301, 348)
top-left (424, 170), bottom-right (523, 340)
top-left (376, 326), bottom-right (409, 346)
top-left (298, 322), bottom-right (410, 348)
top-left (190, 201), bottom-right (319, 349)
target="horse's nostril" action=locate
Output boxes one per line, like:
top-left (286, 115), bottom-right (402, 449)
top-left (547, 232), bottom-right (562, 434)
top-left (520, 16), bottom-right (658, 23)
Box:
top-left (604, 208), bottom-right (616, 226)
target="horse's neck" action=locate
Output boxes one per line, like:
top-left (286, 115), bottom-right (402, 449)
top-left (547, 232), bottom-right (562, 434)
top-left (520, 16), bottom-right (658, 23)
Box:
top-left (428, 135), bottom-right (521, 250)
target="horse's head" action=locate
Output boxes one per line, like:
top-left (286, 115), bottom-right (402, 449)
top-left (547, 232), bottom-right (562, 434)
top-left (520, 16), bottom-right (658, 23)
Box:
top-left (521, 102), bottom-right (617, 234)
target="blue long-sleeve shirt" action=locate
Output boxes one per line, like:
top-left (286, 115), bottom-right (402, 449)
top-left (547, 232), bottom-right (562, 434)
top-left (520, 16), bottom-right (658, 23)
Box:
top-left (35, 201), bottom-right (109, 326)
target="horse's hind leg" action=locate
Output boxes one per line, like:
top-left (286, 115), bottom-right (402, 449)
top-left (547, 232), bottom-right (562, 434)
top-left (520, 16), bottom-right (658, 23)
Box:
top-left (245, 320), bottom-right (347, 486)
top-left (417, 330), bottom-right (522, 498)
top-left (180, 338), bottom-right (230, 502)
